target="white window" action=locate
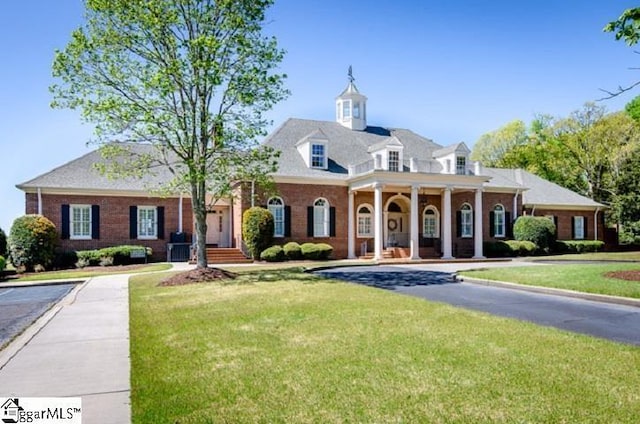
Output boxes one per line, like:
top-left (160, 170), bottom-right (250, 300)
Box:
top-left (353, 101), bottom-right (360, 118)
top-left (268, 197), bottom-right (285, 237)
top-left (461, 203), bottom-right (473, 238)
top-left (311, 143), bottom-right (325, 168)
top-left (342, 100), bottom-right (351, 119)
top-left (314, 198), bottom-right (329, 237)
top-left (456, 156), bottom-right (467, 175)
top-left (71, 205), bottom-right (91, 240)
top-left (494, 204), bottom-right (506, 238)
top-left (138, 206), bottom-right (157, 239)
top-left (573, 216), bottom-right (585, 239)
top-left (388, 150), bottom-right (400, 172)
top-left (357, 204), bottom-right (373, 237)
top-left (423, 206), bottom-right (440, 238)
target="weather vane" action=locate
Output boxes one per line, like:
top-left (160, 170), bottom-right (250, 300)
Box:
top-left (348, 65), bottom-right (355, 83)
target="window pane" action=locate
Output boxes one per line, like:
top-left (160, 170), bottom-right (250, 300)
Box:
top-left (456, 156), bottom-right (466, 175)
top-left (138, 207), bottom-right (156, 237)
top-left (388, 151), bottom-right (399, 172)
top-left (71, 206), bottom-right (91, 238)
top-left (311, 144), bottom-right (325, 168)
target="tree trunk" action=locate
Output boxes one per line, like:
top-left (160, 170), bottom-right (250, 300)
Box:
top-left (192, 181), bottom-right (208, 269)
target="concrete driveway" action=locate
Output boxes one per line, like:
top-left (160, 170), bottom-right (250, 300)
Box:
top-left (316, 262), bottom-right (640, 346)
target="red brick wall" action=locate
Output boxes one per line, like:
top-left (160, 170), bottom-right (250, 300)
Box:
top-left (25, 193), bottom-right (193, 261)
top-left (523, 208), bottom-right (605, 241)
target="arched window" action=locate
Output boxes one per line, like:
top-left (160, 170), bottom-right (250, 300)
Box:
top-left (357, 204), bottom-right (373, 237)
top-left (460, 203), bottom-right (473, 238)
top-left (268, 197), bottom-right (284, 237)
top-left (493, 204), bottom-right (506, 238)
top-left (314, 198), bottom-right (330, 237)
top-left (422, 206), bottom-right (440, 238)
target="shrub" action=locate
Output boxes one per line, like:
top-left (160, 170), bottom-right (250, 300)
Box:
top-left (0, 227), bottom-right (7, 257)
top-left (9, 215), bottom-right (58, 272)
top-left (505, 240), bottom-right (537, 256)
top-left (283, 242), bottom-right (302, 260)
top-left (0, 256), bottom-right (5, 273)
top-left (555, 240), bottom-right (604, 254)
top-left (301, 242), bottom-right (333, 260)
top-left (483, 241), bottom-right (514, 257)
top-left (260, 245), bottom-right (286, 262)
top-left (242, 207), bottom-right (274, 259)
top-left (76, 245), bottom-right (152, 267)
top-left (513, 216), bottom-right (556, 253)
top-left (53, 250), bottom-right (79, 270)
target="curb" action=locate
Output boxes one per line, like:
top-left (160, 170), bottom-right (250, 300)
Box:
top-left (0, 279), bottom-right (86, 289)
top-left (0, 279), bottom-right (89, 370)
top-left (456, 275), bottom-right (640, 308)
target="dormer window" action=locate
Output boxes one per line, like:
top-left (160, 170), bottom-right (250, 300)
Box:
top-left (456, 156), bottom-right (467, 175)
top-left (388, 150), bottom-right (400, 172)
top-left (311, 143), bottom-right (326, 168)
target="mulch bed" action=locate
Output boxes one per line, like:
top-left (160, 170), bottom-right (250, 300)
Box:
top-left (605, 270), bottom-right (640, 281)
top-left (159, 267), bottom-right (237, 286)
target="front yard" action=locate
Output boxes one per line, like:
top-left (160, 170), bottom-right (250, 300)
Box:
top-left (130, 268), bottom-right (640, 423)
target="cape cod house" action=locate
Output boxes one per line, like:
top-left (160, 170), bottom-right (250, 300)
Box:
top-left (17, 75), bottom-right (607, 262)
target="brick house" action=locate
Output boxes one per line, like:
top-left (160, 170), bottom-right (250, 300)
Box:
top-left (17, 77), bottom-right (606, 261)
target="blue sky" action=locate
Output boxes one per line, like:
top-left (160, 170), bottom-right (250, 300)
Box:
top-left (1, 0), bottom-right (638, 232)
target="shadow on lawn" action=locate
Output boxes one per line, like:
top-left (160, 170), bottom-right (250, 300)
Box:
top-left (316, 270), bottom-right (456, 290)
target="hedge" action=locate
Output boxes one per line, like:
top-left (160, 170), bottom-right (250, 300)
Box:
top-left (260, 245), bottom-right (286, 262)
top-left (0, 227), bottom-right (7, 257)
top-left (76, 245), bottom-right (152, 267)
top-left (484, 240), bottom-right (537, 257)
top-left (283, 242), bottom-right (302, 260)
top-left (301, 242), bottom-right (333, 260)
top-left (555, 240), bottom-right (604, 254)
top-left (0, 256), bottom-right (5, 273)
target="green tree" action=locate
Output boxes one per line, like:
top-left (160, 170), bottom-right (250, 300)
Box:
top-left (471, 120), bottom-right (528, 166)
top-left (603, 7), bottom-right (640, 97)
top-left (625, 95), bottom-right (640, 122)
top-left (51, 0), bottom-right (288, 268)
top-left (9, 215), bottom-right (58, 272)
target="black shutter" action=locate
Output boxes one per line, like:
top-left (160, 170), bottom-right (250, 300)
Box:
top-left (61, 204), bottom-right (70, 240)
top-left (456, 211), bottom-right (462, 237)
top-left (157, 206), bottom-right (165, 239)
top-left (329, 207), bottom-right (336, 237)
top-left (130, 206), bottom-right (138, 239)
top-left (553, 216), bottom-right (558, 238)
top-left (91, 205), bottom-right (100, 240)
top-left (284, 206), bottom-right (291, 237)
top-left (489, 211), bottom-right (495, 237)
top-left (583, 216), bottom-right (588, 239)
top-left (506, 212), bottom-right (512, 238)
top-left (307, 206), bottom-right (314, 237)
top-left (571, 217), bottom-right (575, 239)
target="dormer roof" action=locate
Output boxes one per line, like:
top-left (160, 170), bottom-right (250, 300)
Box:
top-left (295, 128), bottom-right (329, 146)
top-left (367, 135), bottom-right (404, 153)
top-left (432, 142), bottom-right (470, 158)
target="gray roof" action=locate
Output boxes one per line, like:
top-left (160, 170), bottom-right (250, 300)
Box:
top-left (17, 144), bottom-right (176, 193)
top-left (263, 118), bottom-right (442, 179)
top-left (432, 142), bottom-right (469, 158)
top-left (484, 168), bottom-right (604, 208)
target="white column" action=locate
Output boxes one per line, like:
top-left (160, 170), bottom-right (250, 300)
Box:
top-left (442, 187), bottom-right (453, 259)
top-left (513, 190), bottom-right (519, 221)
top-left (374, 183), bottom-right (384, 260)
top-left (473, 188), bottom-right (485, 259)
top-left (348, 190), bottom-right (356, 259)
top-left (410, 184), bottom-right (421, 260)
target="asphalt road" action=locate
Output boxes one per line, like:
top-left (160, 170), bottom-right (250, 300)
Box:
top-left (317, 264), bottom-right (640, 346)
top-left (0, 284), bottom-right (76, 347)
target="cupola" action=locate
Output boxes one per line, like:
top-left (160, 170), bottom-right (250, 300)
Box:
top-left (335, 66), bottom-right (367, 131)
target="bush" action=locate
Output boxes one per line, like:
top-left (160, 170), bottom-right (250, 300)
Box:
top-left (505, 240), bottom-right (537, 256)
top-left (9, 215), bottom-right (58, 272)
top-left (555, 240), bottom-right (604, 254)
top-left (483, 241), bottom-right (514, 257)
top-left (0, 256), bottom-right (5, 273)
top-left (283, 242), bottom-right (302, 260)
top-left (301, 242), bottom-right (333, 260)
top-left (76, 245), bottom-right (152, 267)
top-left (0, 227), bottom-right (7, 257)
top-left (260, 245), bottom-right (286, 262)
top-left (242, 207), bottom-right (274, 259)
top-left (53, 250), bottom-right (79, 270)
top-left (513, 216), bottom-right (556, 253)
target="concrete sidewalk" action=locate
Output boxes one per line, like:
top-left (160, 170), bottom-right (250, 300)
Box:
top-left (0, 274), bottom-right (131, 424)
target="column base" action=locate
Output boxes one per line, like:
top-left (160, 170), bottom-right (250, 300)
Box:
top-left (441, 255), bottom-right (455, 260)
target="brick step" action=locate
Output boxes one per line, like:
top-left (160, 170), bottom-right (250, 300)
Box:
top-left (205, 248), bottom-right (252, 264)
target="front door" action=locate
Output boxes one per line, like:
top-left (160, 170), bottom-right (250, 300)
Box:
top-left (206, 208), bottom-right (229, 247)
top-left (386, 212), bottom-right (406, 247)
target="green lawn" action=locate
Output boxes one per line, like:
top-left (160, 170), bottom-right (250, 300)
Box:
top-left (2, 263), bottom-right (172, 282)
top-left (460, 263), bottom-right (640, 298)
top-left (130, 268), bottom-right (640, 423)
top-left (532, 251), bottom-right (640, 261)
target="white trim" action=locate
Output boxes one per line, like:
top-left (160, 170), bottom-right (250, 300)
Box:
top-left (493, 204), bottom-right (506, 238)
top-left (422, 205), bottom-right (440, 238)
top-left (137, 205), bottom-right (158, 239)
top-left (313, 198), bottom-right (330, 237)
top-left (70, 204), bottom-right (92, 240)
top-left (356, 203), bottom-right (374, 238)
top-left (460, 203), bottom-right (473, 239)
top-left (268, 196), bottom-right (285, 238)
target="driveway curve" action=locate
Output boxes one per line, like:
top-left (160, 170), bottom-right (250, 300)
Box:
top-left (316, 263), bottom-right (640, 346)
